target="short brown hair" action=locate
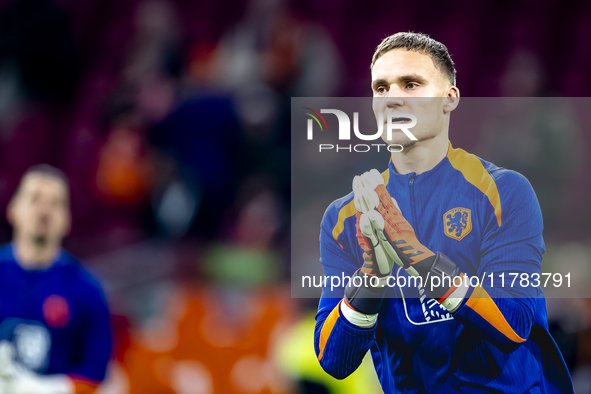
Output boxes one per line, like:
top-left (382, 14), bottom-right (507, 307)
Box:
top-left (371, 32), bottom-right (456, 86)
top-left (15, 164), bottom-right (70, 203)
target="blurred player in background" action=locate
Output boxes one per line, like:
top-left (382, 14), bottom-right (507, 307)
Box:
top-left (0, 165), bottom-right (111, 394)
top-left (314, 32), bottom-right (574, 393)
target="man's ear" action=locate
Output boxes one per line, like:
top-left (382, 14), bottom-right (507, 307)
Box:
top-left (443, 86), bottom-right (460, 113)
top-left (6, 198), bottom-right (17, 227)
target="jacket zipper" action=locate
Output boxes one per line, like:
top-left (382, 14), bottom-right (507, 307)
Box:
top-left (409, 175), bottom-right (420, 241)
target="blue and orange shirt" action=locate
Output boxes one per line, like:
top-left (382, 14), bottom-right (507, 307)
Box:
top-left (0, 244), bottom-right (111, 389)
top-left (314, 144), bottom-right (573, 393)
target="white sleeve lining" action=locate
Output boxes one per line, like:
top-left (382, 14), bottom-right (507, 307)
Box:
top-left (340, 300), bottom-right (378, 327)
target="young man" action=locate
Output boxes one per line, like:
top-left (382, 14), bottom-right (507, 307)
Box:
top-left (314, 32), bottom-right (574, 393)
top-left (0, 165), bottom-right (111, 394)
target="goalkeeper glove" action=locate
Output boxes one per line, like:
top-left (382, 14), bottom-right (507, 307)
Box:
top-left (344, 170), bottom-right (402, 315)
top-left (0, 340), bottom-right (75, 394)
top-left (347, 169), bottom-right (468, 313)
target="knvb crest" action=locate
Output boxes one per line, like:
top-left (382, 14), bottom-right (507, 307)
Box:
top-left (444, 207), bottom-right (472, 241)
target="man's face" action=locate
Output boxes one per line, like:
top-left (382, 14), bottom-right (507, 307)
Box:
top-left (371, 49), bottom-right (457, 146)
top-left (8, 174), bottom-right (71, 247)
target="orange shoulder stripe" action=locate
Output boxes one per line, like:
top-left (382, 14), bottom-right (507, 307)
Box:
top-left (381, 167), bottom-right (390, 185)
top-left (447, 143), bottom-right (502, 227)
top-left (331, 200), bottom-right (356, 249)
top-left (466, 285), bottom-right (525, 343)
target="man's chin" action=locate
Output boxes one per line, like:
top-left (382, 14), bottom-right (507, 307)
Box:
top-left (382, 139), bottom-right (418, 149)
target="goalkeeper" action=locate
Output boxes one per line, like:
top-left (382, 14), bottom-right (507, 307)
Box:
top-left (314, 32), bottom-right (574, 393)
top-left (0, 165), bottom-right (111, 394)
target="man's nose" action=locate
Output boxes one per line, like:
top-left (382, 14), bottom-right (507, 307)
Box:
top-left (385, 86), bottom-right (405, 108)
top-left (35, 200), bottom-right (54, 214)
top-left (39, 213), bottom-right (50, 225)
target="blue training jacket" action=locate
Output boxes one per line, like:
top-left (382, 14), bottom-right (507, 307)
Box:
top-left (314, 144), bottom-right (573, 393)
top-left (0, 244), bottom-right (111, 383)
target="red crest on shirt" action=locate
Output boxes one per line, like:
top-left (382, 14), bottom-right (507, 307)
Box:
top-left (43, 294), bottom-right (70, 328)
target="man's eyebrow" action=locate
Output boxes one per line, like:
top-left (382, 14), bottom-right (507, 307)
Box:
top-left (371, 78), bottom-right (388, 89)
top-left (371, 74), bottom-right (428, 88)
top-left (398, 74), bottom-right (428, 83)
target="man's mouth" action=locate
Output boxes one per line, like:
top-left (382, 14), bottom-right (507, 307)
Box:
top-left (32, 234), bottom-right (48, 246)
top-left (389, 117), bottom-right (413, 124)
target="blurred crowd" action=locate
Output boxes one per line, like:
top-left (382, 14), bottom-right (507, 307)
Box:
top-left (0, 0), bottom-right (590, 392)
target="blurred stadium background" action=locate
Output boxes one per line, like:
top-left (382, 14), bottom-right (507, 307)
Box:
top-left (0, 0), bottom-right (590, 392)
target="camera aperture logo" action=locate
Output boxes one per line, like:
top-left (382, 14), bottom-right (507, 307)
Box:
top-left (304, 108), bottom-right (418, 153)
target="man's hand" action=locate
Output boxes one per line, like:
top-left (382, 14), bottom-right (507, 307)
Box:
top-left (342, 169), bottom-right (403, 316)
top-left (353, 169), bottom-right (405, 279)
top-left (12, 367), bottom-right (75, 394)
top-left (0, 341), bottom-right (74, 394)
top-left (0, 341), bottom-right (17, 394)
top-left (353, 169), bottom-right (467, 309)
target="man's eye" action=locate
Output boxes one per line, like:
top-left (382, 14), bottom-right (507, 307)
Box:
top-left (376, 86), bottom-right (387, 94)
top-left (406, 82), bottom-right (418, 89)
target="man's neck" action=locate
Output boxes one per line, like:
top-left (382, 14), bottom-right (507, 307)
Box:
top-left (390, 133), bottom-right (449, 175)
top-left (13, 239), bottom-right (60, 270)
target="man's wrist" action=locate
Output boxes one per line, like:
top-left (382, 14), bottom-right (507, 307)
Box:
top-left (409, 252), bottom-right (464, 302)
top-left (344, 269), bottom-right (388, 315)
top-left (440, 279), bottom-right (470, 312)
top-left (341, 298), bottom-right (378, 327)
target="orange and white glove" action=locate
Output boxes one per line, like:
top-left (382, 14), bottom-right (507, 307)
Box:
top-left (353, 171), bottom-right (407, 278)
top-left (352, 170), bottom-right (467, 310)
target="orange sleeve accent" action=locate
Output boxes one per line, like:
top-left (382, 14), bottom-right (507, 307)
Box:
top-left (465, 285), bottom-right (525, 343)
top-left (317, 301), bottom-right (342, 361)
top-left (73, 381), bottom-right (99, 394)
top-left (68, 375), bottom-right (100, 394)
top-left (331, 200), bottom-right (357, 249)
top-left (447, 143), bottom-right (502, 227)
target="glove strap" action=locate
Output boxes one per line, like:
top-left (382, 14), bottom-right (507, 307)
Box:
top-left (344, 269), bottom-right (387, 315)
top-left (410, 252), bottom-right (463, 302)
